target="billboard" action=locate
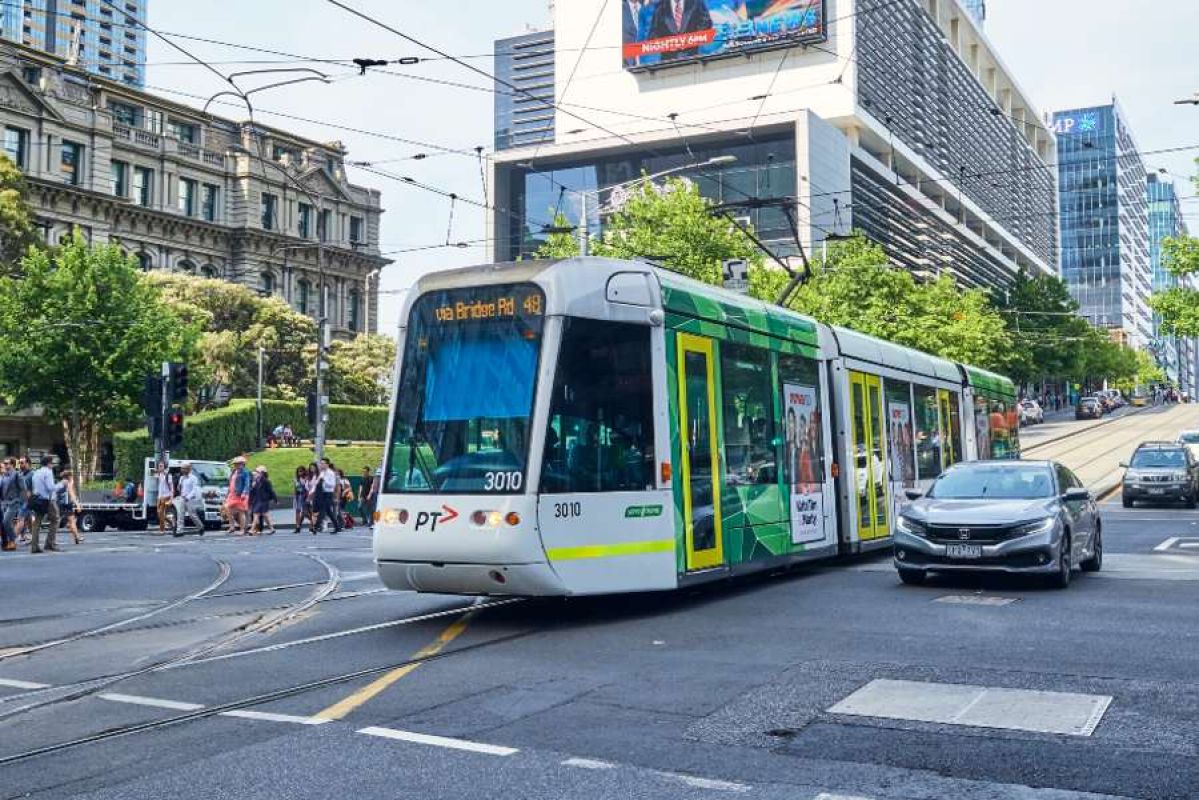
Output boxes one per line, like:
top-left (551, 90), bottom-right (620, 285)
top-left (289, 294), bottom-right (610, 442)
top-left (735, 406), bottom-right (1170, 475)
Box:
top-left (623, 0), bottom-right (827, 71)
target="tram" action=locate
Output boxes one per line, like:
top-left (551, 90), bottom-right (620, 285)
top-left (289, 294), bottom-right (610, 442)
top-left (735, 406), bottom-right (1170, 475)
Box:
top-left (373, 257), bottom-right (1019, 596)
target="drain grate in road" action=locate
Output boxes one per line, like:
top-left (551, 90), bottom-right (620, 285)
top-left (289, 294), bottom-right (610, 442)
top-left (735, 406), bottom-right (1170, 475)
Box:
top-left (933, 594), bottom-right (1018, 606)
top-left (828, 679), bottom-right (1111, 736)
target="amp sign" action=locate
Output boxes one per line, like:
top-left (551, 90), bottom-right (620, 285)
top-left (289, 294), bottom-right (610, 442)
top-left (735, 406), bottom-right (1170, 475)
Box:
top-left (1052, 111), bottom-right (1100, 136)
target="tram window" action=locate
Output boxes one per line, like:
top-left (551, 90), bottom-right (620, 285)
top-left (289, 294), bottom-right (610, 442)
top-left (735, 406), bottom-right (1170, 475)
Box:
top-left (540, 318), bottom-right (654, 493)
top-left (946, 392), bottom-right (963, 467)
top-left (720, 344), bottom-right (776, 485)
top-left (989, 399), bottom-right (1018, 459)
top-left (973, 396), bottom-right (992, 460)
top-left (884, 381), bottom-right (916, 488)
top-left (913, 385), bottom-right (940, 480)
top-left (778, 355), bottom-right (825, 485)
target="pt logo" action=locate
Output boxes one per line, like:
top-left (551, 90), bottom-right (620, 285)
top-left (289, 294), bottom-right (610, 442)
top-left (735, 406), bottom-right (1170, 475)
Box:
top-left (415, 505), bottom-right (459, 531)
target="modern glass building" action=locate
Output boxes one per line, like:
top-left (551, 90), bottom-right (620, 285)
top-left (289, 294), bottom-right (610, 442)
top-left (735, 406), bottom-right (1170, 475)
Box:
top-left (495, 30), bottom-right (555, 152)
top-left (960, 0), bottom-right (986, 24)
top-left (1147, 172), bottom-right (1196, 391)
top-left (0, 0), bottom-right (146, 88)
top-left (1054, 102), bottom-right (1152, 349)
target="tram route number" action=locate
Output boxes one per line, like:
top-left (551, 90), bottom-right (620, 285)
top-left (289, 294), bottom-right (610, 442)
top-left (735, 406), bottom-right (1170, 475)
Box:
top-left (484, 471), bottom-right (523, 492)
top-left (553, 502), bottom-right (582, 518)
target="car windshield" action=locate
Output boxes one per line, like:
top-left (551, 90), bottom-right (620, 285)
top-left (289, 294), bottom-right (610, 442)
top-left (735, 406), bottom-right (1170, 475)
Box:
top-left (1131, 449), bottom-right (1187, 468)
top-left (1179, 433), bottom-right (1199, 444)
top-left (929, 464), bottom-right (1055, 499)
top-left (192, 463), bottom-right (231, 487)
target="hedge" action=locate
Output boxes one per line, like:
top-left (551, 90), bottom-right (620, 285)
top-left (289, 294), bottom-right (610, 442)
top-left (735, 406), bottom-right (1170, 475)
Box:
top-left (113, 399), bottom-right (389, 480)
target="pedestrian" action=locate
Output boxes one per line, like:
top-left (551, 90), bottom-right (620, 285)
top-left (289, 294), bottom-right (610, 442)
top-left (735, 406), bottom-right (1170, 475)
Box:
top-left (14, 456), bottom-right (32, 544)
top-left (27, 455), bottom-right (60, 553)
top-left (175, 462), bottom-right (205, 535)
top-left (293, 466), bottom-right (311, 534)
top-left (153, 461), bottom-right (173, 535)
top-left (311, 457), bottom-right (341, 534)
top-left (336, 468), bottom-right (353, 530)
top-left (358, 465), bottom-right (377, 527)
top-left (225, 456), bottom-right (251, 535)
top-left (0, 458), bottom-right (20, 551)
top-left (249, 466), bottom-right (277, 535)
top-left (56, 468), bottom-right (83, 545)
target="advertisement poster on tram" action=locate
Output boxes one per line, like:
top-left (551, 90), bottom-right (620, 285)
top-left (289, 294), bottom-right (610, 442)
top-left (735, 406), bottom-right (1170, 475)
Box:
top-left (784, 383), bottom-right (823, 544)
top-left (887, 402), bottom-right (915, 522)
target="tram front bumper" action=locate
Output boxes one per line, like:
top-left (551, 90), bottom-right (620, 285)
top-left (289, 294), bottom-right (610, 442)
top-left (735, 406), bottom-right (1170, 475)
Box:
top-left (893, 529), bottom-right (1061, 574)
top-left (376, 560), bottom-right (567, 596)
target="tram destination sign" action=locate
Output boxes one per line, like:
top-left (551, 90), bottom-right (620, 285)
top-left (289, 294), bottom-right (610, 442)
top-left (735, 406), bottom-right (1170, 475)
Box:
top-left (430, 284), bottom-right (545, 324)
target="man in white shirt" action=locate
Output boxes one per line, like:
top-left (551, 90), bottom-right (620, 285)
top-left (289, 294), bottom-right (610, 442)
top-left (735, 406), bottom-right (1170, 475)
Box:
top-left (174, 462), bottom-right (204, 535)
top-left (154, 462), bottom-right (174, 535)
top-left (313, 458), bottom-right (342, 534)
top-left (28, 455), bottom-right (60, 553)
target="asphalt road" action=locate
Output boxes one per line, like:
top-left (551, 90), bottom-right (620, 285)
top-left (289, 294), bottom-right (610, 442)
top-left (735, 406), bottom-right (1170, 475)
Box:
top-left (1, 412), bottom-right (1198, 799)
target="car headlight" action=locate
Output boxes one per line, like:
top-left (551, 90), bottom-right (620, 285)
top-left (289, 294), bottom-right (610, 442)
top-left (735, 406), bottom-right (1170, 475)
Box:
top-left (1123, 471), bottom-right (1140, 481)
top-left (1172, 472), bottom-right (1189, 482)
top-left (896, 515), bottom-right (927, 537)
top-left (1013, 517), bottom-right (1056, 537)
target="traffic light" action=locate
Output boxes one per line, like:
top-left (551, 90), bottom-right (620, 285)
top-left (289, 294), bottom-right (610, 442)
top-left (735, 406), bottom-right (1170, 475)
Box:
top-left (142, 374), bottom-right (163, 417)
top-left (165, 409), bottom-right (185, 449)
top-left (306, 393), bottom-right (318, 426)
top-left (146, 414), bottom-right (161, 440)
top-left (168, 363), bottom-right (189, 404)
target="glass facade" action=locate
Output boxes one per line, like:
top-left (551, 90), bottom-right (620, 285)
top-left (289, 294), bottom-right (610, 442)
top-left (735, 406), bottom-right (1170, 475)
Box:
top-left (1054, 104), bottom-right (1152, 347)
top-left (494, 31), bottom-right (555, 152)
top-left (1147, 173), bottom-right (1195, 390)
top-left (960, 0), bottom-right (985, 24)
top-left (503, 133), bottom-right (797, 261)
top-left (1, 1), bottom-right (148, 88)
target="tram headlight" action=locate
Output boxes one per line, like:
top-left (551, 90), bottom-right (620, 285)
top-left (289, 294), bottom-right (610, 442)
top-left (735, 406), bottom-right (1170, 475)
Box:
top-left (379, 508), bottom-right (404, 525)
top-left (471, 510), bottom-right (517, 527)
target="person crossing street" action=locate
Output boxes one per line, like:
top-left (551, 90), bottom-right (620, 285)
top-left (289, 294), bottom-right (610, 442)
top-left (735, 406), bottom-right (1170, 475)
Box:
top-left (28, 455), bottom-right (60, 553)
top-left (174, 462), bottom-right (205, 536)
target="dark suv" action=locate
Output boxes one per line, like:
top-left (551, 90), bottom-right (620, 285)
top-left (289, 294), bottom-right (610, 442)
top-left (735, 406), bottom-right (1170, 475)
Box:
top-left (1121, 442), bottom-right (1199, 508)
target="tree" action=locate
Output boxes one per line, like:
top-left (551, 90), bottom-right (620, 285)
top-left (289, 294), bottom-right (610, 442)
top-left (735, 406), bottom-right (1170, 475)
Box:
top-left (534, 212), bottom-right (584, 260)
top-left (1149, 236), bottom-right (1199, 335)
top-left (0, 234), bottom-right (196, 480)
top-left (323, 334), bottom-right (397, 406)
top-left (785, 235), bottom-right (1011, 371)
top-left (148, 273), bottom-right (317, 405)
top-left (993, 269), bottom-right (1094, 387)
top-left (0, 154), bottom-right (39, 273)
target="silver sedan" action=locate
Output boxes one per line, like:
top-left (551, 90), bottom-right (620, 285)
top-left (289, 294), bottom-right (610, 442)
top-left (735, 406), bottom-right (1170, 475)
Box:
top-left (893, 460), bottom-right (1102, 589)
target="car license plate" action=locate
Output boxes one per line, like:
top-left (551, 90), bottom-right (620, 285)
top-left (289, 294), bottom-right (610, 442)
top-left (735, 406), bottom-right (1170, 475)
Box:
top-left (946, 544), bottom-right (982, 559)
top-left (1148, 488), bottom-right (1165, 495)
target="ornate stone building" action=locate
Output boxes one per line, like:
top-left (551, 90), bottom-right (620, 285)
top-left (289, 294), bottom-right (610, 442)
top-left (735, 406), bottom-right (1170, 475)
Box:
top-left (0, 40), bottom-right (390, 338)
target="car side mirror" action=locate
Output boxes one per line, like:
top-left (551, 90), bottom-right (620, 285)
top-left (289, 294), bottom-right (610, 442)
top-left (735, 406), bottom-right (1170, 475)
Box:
top-left (1063, 487), bottom-right (1090, 501)
top-left (1118, 462), bottom-right (1129, 469)
top-left (904, 489), bottom-right (923, 501)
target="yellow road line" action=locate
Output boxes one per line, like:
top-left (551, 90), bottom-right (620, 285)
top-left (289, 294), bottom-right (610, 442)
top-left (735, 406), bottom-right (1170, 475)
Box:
top-left (314, 612), bottom-right (474, 721)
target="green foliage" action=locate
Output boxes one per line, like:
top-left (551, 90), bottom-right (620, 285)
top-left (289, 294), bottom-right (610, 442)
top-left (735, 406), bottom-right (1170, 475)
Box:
top-left (0, 234), bottom-right (197, 479)
top-left (784, 235), bottom-right (1011, 371)
top-left (1150, 237), bottom-right (1199, 337)
top-left (0, 154), bottom-right (39, 273)
top-left (993, 269), bottom-right (1096, 385)
top-left (111, 398), bottom-right (389, 480)
top-left (245, 445), bottom-right (383, 481)
top-left (533, 212), bottom-right (582, 259)
top-left (322, 334), bottom-right (396, 406)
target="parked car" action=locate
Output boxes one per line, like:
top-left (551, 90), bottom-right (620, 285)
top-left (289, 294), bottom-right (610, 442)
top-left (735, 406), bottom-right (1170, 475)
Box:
top-left (1018, 400), bottom-right (1044, 426)
top-left (893, 460), bottom-right (1101, 589)
top-left (1121, 442), bottom-right (1199, 508)
top-left (1075, 397), bottom-right (1103, 420)
top-left (1131, 393), bottom-right (1149, 407)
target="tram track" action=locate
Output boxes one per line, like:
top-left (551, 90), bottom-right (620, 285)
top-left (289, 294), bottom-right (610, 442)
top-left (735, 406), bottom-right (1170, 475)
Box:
top-left (0, 553), bottom-right (341, 722)
top-left (1027, 406), bottom-right (1188, 470)
top-left (0, 597), bottom-right (532, 769)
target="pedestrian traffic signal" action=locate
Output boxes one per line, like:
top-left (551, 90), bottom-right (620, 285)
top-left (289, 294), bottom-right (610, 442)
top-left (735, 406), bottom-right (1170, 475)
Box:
top-left (169, 363), bottom-right (189, 404)
top-left (165, 409), bottom-right (185, 449)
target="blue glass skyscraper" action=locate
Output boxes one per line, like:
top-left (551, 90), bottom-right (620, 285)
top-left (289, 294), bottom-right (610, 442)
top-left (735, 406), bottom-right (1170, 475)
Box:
top-left (1147, 172), bottom-right (1195, 391)
top-left (0, 1), bottom-right (146, 88)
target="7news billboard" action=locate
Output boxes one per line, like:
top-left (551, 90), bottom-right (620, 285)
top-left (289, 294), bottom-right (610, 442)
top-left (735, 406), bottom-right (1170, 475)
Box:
top-left (622, 0), bottom-right (827, 71)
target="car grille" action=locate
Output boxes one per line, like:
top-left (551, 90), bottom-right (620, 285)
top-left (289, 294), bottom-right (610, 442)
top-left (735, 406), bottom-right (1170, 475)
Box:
top-left (1138, 475), bottom-right (1174, 483)
top-left (925, 524), bottom-right (1023, 544)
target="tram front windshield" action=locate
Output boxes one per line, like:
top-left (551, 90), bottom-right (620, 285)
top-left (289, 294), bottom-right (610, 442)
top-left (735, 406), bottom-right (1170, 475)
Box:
top-left (386, 283), bottom-right (545, 494)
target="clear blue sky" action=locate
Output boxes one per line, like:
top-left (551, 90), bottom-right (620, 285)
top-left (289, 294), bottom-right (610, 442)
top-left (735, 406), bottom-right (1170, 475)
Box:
top-left (146, 1), bottom-right (1198, 334)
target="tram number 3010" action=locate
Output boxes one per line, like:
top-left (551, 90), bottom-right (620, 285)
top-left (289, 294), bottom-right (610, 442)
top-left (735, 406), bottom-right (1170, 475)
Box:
top-left (553, 502), bottom-right (582, 518)
top-left (483, 471), bottom-right (523, 492)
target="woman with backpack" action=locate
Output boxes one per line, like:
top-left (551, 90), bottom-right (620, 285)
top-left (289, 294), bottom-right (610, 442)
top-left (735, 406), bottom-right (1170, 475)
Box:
top-left (249, 466), bottom-right (277, 535)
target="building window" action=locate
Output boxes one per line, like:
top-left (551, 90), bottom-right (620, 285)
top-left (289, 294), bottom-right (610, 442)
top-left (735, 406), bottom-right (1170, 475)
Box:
top-left (133, 166), bottom-right (153, 206)
top-left (349, 215), bottom-right (364, 244)
top-left (347, 289), bottom-right (360, 332)
top-left (200, 264), bottom-right (217, 279)
top-left (261, 193), bottom-right (278, 230)
top-left (296, 279), bottom-right (311, 314)
top-left (107, 99), bottom-right (139, 127)
top-left (298, 203), bottom-right (313, 238)
top-left (137, 251), bottom-right (152, 271)
top-left (177, 178), bottom-right (196, 216)
top-left (3, 126), bottom-right (29, 169)
top-left (202, 185), bottom-right (219, 224)
top-left (167, 119), bottom-right (197, 144)
top-left (177, 260), bottom-right (195, 274)
top-left (21, 66), bottom-right (42, 86)
top-left (260, 272), bottom-right (275, 295)
top-left (111, 160), bottom-right (128, 197)
top-left (317, 209), bottom-right (330, 242)
top-left (61, 141), bottom-right (83, 186)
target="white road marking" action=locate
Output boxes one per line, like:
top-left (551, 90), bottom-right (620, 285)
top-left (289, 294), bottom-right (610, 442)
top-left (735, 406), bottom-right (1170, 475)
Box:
top-left (829, 679), bottom-right (1112, 737)
top-left (357, 725), bottom-right (518, 756)
top-left (656, 771), bottom-right (751, 793)
top-left (561, 757), bottom-right (617, 770)
top-left (97, 693), bottom-right (205, 711)
top-left (814, 795), bottom-right (874, 800)
top-left (1155, 537), bottom-right (1182, 552)
top-left (934, 595), bottom-right (1017, 606)
top-left (0, 678), bottom-right (51, 689)
top-left (220, 709), bottom-right (328, 725)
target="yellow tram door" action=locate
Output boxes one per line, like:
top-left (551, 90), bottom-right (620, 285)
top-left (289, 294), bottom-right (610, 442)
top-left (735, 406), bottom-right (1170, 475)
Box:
top-left (849, 372), bottom-right (890, 541)
top-left (677, 333), bottom-right (724, 571)
top-left (937, 389), bottom-right (957, 469)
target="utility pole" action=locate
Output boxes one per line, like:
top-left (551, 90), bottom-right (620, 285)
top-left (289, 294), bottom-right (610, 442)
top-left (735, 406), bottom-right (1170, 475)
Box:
top-left (315, 201), bottom-right (328, 461)
top-left (159, 360), bottom-right (170, 464)
top-left (578, 192), bottom-right (589, 256)
top-left (256, 346), bottom-right (265, 449)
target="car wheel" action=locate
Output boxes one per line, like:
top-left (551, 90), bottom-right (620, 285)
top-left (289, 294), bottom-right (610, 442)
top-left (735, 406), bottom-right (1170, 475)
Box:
top-left (897, 567), bottom-right (927, 585)
top-left (1187, 493), bottom-right (1197, 510)
top-left (78, 512), bottom-right (101, 534)
top-left (1049, 535), bottom-right (1072, 589)
top-left (1080, 527), bottom-right (1102, 572)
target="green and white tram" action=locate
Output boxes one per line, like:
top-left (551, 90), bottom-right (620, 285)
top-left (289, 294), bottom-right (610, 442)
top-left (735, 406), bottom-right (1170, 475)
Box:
top-left (374, 257), bottom-right (1019, 596)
